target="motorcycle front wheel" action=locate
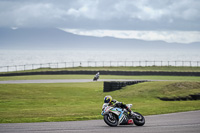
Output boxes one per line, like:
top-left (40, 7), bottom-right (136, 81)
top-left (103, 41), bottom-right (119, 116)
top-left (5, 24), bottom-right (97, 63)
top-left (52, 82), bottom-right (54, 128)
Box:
top-left (104, 113), bottom-right (118, 127)
top-left (132, 112), bottom-right (145, 126)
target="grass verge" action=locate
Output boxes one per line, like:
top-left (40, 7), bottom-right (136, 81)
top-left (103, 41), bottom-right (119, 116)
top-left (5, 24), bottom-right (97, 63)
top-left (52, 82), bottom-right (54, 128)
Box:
top-left (0, 81), bottom-right (200, 123)
top-left (1, 75), bottom-right (200, 81)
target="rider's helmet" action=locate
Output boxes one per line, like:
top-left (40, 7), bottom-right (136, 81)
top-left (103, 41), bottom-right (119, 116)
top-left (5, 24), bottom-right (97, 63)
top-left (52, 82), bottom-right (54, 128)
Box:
top-left (104, 95), bottom-right (112, 103)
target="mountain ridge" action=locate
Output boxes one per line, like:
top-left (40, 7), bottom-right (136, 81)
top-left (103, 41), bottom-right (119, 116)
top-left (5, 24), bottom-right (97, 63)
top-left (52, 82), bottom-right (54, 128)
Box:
top-left (0, 28), bottom-right (199, 50)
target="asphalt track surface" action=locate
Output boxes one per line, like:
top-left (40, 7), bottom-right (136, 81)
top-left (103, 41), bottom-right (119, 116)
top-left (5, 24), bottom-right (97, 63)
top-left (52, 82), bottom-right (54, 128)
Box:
top-left (0, 79), bottom-right (140, 84)
top-left (0, 79), bottom-right (161, 84)
top-left (0, 110), bottom-right (200, 133)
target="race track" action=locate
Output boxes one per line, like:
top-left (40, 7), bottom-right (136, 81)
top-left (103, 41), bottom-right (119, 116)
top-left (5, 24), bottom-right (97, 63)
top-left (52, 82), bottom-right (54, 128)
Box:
top-left (0, 79), bottom-right (145, 84)
top-left (0, 110), bottom-right (200, 133)
top-left (0, 79), bottom-right (167, 84)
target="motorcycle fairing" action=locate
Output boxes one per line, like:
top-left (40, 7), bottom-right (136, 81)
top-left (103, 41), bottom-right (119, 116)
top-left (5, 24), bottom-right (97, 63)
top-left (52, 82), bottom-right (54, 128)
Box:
top-left (102, 106), bottom-right (128, 124)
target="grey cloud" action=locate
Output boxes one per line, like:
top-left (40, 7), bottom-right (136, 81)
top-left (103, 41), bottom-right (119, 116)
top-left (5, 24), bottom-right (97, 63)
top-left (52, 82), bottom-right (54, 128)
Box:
top-left (0, 0), bottom-right (199, 30)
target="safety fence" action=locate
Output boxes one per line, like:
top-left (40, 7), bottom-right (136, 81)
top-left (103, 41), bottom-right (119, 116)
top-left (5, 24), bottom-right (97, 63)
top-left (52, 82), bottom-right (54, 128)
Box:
top-left (0, 60), bottom-right (200, 72)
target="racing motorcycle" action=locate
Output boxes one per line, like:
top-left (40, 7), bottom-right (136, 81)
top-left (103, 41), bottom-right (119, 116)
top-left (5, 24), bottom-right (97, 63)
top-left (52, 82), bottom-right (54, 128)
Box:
top-left (101, 103), bottom-right (145, 127)
top-left (93, 74), bottom-right (99, 81)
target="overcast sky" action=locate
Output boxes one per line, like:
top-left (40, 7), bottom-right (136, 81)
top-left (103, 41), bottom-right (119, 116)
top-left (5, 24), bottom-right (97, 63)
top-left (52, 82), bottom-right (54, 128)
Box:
top-left (1, 0), bottom-right (200, 43)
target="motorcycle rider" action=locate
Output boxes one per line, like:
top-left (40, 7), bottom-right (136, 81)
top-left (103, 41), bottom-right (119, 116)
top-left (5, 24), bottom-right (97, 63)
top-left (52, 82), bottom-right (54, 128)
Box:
top-left (93, 72), bottom-right (100, 81)
top-left (103, 95), bottom-right (134, 116)
top-left (95, 72), bottom-right (100, 79)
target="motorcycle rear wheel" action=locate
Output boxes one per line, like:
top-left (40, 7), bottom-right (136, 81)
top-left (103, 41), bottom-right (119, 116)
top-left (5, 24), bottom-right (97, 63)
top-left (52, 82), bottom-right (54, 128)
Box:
top-left (132, 112), bottom-right (145, 126)
top-left (104, 114), bottom-right (118, 127)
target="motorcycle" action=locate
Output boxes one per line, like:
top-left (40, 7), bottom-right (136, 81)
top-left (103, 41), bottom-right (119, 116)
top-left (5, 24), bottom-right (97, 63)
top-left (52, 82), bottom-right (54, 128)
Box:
top-left (93, 75), bottom-right (99, 81)
top-left (101, 103), bottom-right (145, 127)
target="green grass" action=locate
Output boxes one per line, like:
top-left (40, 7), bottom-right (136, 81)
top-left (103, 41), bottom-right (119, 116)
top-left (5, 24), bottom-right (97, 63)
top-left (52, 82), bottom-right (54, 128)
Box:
top-left (1, 75), bottom-right (200, 81)
top-left (0, 75), bottom-right (93, 81)
top-left (0, 81), bottom-right (200, 123)
top-left (1, 66), bottom-right (199, 123)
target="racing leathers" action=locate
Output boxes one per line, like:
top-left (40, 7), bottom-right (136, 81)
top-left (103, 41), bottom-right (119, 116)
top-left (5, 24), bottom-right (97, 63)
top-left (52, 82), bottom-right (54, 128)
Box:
top-left (108, 99), bottom-right (133, 116)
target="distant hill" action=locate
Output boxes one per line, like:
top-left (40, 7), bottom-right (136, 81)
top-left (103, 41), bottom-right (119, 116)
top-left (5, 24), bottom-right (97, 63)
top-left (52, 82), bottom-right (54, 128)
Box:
top-left (0, 28), bottom-right (199, 50)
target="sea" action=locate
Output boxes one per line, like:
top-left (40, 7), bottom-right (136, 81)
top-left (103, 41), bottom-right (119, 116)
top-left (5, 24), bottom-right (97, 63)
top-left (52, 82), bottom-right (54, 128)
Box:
top-left (0, 49), bottom-right (200, 72)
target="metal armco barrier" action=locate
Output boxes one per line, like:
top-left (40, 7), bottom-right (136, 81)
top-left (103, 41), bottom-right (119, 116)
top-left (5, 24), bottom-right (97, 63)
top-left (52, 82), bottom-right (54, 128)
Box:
top-left (103, 80), bottom-right (148, 92)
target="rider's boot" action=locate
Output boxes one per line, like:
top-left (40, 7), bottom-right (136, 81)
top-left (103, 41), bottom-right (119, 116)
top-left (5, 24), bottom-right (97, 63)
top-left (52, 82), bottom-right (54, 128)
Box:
top-left (127, 111), bottom-right (134, 124)
top-left (129, 111), bottom-right (134, 117)
top-left (126, 107), bottom-right (134, 117)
